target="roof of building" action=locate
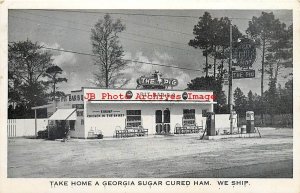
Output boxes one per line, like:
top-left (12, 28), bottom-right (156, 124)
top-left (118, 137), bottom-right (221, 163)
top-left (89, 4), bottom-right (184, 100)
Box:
top-left (48, 108), bottom-right (77, 120)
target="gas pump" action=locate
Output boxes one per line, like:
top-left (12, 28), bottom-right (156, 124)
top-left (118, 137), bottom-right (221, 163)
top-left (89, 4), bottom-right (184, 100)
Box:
top-left (206, 112), bottom-right (216, 136)
top-left (232, 110), bottom-right (237, 133)
top-left (246, 111), bottom-right (255, 133)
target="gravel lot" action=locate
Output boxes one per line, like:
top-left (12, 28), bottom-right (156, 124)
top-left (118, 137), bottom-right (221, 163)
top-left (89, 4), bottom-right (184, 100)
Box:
top-left (7, 127), bottom-right (293, 178)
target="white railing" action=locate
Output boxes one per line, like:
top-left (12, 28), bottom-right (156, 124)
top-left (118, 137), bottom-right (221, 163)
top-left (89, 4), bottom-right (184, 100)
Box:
top-left (7, 119), bottom-right (17, 137)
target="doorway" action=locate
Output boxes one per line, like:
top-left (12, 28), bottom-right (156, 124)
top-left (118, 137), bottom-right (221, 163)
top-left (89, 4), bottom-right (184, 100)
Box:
top-left (155, 108), bottom-right (170, 134)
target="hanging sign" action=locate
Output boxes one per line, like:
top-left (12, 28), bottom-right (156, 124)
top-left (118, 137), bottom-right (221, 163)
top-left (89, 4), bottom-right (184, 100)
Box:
top-left (137, 77), bottom-right (178, 87)
top-left (232, 69), bottom-right (255, 79)
top-left (233, 38), bottom-right (256, 69)
top-left (136, 71), bottom-right (178, 87)
top-left (223, 73), bottom-right (229, 85)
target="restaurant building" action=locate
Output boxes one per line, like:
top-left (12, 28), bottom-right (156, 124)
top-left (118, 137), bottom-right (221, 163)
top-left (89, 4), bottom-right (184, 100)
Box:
top-left (47, 87), bottom-right (216, 138)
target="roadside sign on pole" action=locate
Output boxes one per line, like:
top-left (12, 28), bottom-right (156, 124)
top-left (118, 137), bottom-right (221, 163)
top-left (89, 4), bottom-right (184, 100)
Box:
top-left (232, 69), bottom-right (255, 79)
top-left (223, 73), bottom-right (229, 85)
top-left (233, 38), bottom-right (256, 69)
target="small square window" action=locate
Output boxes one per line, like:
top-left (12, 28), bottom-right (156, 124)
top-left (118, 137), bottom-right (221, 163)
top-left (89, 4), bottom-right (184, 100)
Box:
top-left (202, 110), bottom-right (208, 117)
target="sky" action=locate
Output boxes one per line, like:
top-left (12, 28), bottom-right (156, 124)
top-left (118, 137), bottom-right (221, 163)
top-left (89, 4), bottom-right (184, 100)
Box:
top-left (8, 9), bottom-right (293, 97)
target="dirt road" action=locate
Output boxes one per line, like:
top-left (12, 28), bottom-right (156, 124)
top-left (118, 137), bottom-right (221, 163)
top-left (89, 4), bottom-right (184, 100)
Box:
top-left (7, 128), bottom-right (292, 178)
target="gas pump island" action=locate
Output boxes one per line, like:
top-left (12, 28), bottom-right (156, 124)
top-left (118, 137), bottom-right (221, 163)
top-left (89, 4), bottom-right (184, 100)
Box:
top-left (204, 111), bottom-right (260, 139)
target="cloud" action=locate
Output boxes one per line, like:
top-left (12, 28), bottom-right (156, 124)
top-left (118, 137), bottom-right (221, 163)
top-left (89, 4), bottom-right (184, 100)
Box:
top-left (58, 72), bottom-right (82, 93)
top-left (120, 50), bottom-right (191, 89)
top-left (40, 42), bottom-right (77, 69)
top-left (47, 47), bottom-right (192, 92)
top-left (40, 42), bottom-right (81, 93)
top-left (153, 50), bottom-right (173, 62)
top-left (41, 42), bottom-right (60, 49)
top-left (53, 52), bottom-right (76, 67)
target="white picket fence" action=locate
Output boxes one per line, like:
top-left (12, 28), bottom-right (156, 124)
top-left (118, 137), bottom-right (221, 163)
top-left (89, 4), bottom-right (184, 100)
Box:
top-left (7, 119), bottom-right (48, 137)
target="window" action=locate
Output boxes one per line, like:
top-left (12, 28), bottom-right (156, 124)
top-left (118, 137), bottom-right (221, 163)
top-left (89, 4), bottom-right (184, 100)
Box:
top-left (72, 104), bottom-right (84, 109)
top-left (76, 111), bottom-right (84, 116)
top-left (183, 109), bottom-right (195, 125)
top-left (126, 110), bottom-right (142, 128)
top-left (155, 110), bottom-right (162, 123)
top-left (163, 109), bottom-right (170, 123)
top-left (202, 109), bottom-right (208, 117)
top-left (70, 120), bottom-right (75, 130)
top-left (81, 119), bottom-right (84, 125)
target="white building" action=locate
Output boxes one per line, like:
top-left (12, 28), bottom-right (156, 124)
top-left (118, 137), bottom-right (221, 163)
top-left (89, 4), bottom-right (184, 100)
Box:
top-left (46, 87), bottom-right (216, 139)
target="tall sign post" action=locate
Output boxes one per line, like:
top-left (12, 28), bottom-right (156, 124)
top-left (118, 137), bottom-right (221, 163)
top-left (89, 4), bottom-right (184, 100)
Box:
top-left (227, 23), bottom-right (256, 134)
top-left (229, 22), bottom-right (233, 134)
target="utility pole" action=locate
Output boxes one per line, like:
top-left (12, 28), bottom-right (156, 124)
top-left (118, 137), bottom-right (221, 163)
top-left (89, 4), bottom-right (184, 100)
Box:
top-left (228, 21), bottom-right (233, 134)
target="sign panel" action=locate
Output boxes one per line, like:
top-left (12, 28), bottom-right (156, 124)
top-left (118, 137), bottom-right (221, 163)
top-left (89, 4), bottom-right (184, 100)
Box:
top-left (136, 71), bottom-right (178, 88)
top-left (222, 73), bottom-right (229, 85)
top-left (233, 38), bottom-right (256, 68)
top-left (83, 88), bottom-right (215, 102)
top-left (87, 110), bottom-right (125, 118)
top-left (232, 70), bottom-right (255, 79)
top-left (137, 77), bottom-right (178, 87)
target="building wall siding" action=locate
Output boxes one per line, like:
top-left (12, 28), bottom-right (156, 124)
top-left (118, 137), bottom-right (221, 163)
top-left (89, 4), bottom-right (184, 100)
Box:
top-left (83, 103), bottom-right (214, 137)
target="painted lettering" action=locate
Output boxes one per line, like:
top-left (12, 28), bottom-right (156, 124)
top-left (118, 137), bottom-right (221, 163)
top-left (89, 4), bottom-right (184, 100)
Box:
top-left (85, 92), bottom-right (96, 100)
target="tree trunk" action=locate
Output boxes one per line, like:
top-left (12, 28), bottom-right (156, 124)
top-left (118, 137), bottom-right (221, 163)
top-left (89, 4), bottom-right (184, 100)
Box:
top-left (274, 60), bottom-right (280, 84)
top-left (53, 82), bottom-right (56, 101)
top-left (213, 46), bottom-right (216, 79)
top-left (205, 48), bottom-right (208, 77)
top-left (53, 74), bottom-right (56, 101)
top-left (220, 47), bottom-right (225, 79)
top-left (261, 39), bottom-right (266, 124)
top-left (105, 37), bottom-right (109, 88)
top-left (270, 61), bottom-right (280, 126)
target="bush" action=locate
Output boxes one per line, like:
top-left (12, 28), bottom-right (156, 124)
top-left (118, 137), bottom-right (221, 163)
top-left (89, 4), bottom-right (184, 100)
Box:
top-left (37, 129), bottom-right (48, 139)
top-left (238, 113), bottom-right (293, 127)
top-left (97, 134), bottom-right (104, 139)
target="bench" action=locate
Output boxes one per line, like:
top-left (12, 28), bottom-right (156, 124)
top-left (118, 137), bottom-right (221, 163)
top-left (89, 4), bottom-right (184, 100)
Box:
top-left (174, 124), bottom-right (203, 134)
top-left (114, 127), bottom-right (148, 138)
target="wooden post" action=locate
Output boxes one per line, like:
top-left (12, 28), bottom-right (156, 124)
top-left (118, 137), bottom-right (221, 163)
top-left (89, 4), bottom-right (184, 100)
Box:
top-left (48, 120), bottom-right (50, 139)
top-left (229, 22), bottom-right (233, 134)
top-left (34, 109), bottom-right (37, 138)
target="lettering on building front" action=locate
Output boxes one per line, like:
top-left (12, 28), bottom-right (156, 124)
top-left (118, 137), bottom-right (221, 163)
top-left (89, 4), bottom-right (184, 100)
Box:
top-left (84, 91), bottom-right (215, 102)
top-left (87, 109), bottom-right (125, 118)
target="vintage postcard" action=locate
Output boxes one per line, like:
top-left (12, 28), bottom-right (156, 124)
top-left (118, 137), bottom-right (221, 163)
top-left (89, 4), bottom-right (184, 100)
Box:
top-left (0, 0), bottom-right (299, 193)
